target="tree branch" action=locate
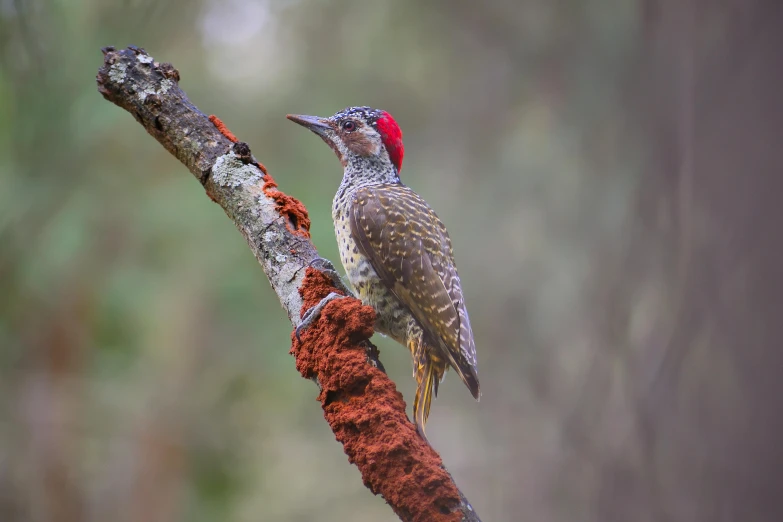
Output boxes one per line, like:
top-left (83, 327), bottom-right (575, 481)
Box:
top-left (96, 45), bottom-right (480, 522)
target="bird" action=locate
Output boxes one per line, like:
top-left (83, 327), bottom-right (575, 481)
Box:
top-left (287, 106), bottom-right (480, 441)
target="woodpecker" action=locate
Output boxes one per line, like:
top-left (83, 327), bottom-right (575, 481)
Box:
top-left (288, 106), bottom-right (480, 441)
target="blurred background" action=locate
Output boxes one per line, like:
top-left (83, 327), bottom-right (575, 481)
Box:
top-left (2, 0), bottom-right (783, 520)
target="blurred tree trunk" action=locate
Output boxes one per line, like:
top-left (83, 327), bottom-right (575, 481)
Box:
top-left (595, 1), bottom-right (783, 520)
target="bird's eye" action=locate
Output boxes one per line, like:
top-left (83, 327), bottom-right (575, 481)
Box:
top-left (342, 120), bottom-right (356, 132)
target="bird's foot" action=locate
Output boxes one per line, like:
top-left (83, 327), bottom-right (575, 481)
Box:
top-left (296, 257), bottom-right (356, 342)
top-left (295, 292), bottom-right (348, 343)
top-left (308, 257), bottom-right (354, 298)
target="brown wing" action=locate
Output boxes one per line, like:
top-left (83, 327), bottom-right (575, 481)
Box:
top-left (349, 184), bottom-right (480, 399)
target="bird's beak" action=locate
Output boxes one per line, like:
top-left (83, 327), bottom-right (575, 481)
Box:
top-left (286, 114), bottom-right (331, 137)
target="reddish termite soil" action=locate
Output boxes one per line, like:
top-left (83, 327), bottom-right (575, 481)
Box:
top-left (259, 170), bottom-right (311, 238)
top-left (208, 114), bottom-right (239, 143)
top-left (209, 114), bottom-right (311, 238)
top-left (291, 268), bottom-right (464, 522)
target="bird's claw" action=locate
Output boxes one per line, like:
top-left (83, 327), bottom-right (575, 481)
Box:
top-left (308, 256), bottom-right (337, 272)
top-left (295, 291), bottom-right (348, 343)
top-left (296, 258), bottom-right (355, 342)
top-left (308, 256), bottom-right (354, 297)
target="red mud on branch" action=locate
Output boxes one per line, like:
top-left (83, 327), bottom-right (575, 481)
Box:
top-left (209, 114), bottom-right (311, 238)
top-left (259, 171), bottom-right (311, 238)
top-left (208, 114), bottom-right (239, 143)
top-left (290, 268), bottom-right (464, 522)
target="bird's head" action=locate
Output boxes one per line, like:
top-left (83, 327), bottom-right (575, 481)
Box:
top-left (287, 106), bottom-right (404, 183)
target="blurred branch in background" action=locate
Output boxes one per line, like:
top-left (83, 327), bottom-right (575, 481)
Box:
top-left (94, 45), bottom-right (480, 522)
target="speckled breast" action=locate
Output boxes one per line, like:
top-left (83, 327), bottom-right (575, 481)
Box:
top-left (333, 191), bottom-right (412, 345)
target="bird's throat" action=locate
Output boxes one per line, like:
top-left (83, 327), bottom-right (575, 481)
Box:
top-left (341, 158), bottom-right (400, 190)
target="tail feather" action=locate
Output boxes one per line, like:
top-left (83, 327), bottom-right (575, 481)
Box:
top-left (413, 349), bottom-right (445, 442)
